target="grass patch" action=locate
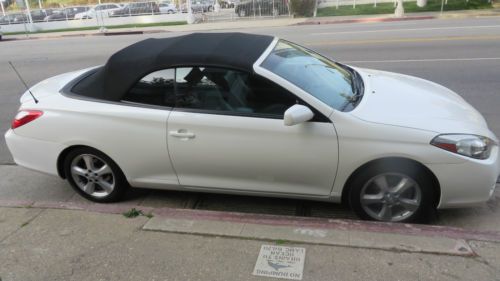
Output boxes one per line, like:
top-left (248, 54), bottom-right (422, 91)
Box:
top-left (123, 208), bottom-right (143, 218)
top-left (4, 21), bottom-right (187, 36)
top-left (122, 208), bottom-right (154, 219)
top-left (275, 239), bottom-right (290, 245)
top-left (317, 0), bottom-right (492, 17)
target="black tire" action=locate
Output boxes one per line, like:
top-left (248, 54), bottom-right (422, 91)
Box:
top-left (64, 147), bottom-right (129, 203)
top-left (348, 161), bottom-right (436, 223)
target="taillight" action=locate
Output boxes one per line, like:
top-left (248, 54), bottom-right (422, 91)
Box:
top-left (11, 110), bottom-right (43, 129)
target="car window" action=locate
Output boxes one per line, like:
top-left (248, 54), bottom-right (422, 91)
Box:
top-left (261, 40), bottom-right (356, 111)
top-left (175, 67), bottom-right (297, 117)
top-left (122, 69), bottom-right (176, 107)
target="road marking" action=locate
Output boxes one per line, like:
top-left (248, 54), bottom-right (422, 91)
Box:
top-left (344, 57), bottom-right (500, 63)
top-left (253, 245), bottom-right (306, 280)
top-left (311, 25), bottom-right (500, 36)
top-left (309, 35), bottom-right (500, 45)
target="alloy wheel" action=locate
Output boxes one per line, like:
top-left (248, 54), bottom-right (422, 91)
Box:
top-left (360, 173), bottom-right (422, 222)
top-left (70, 154), bottom-right (115, 198)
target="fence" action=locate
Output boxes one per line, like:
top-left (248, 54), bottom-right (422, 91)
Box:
top-left (198, 0), bottom-right (291, 22)
top-left (0, 0), bottom-right (190, 32)
top-left (0, 0), bottom-right (293, 30)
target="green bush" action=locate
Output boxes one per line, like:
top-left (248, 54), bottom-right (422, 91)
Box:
top-left (289, 0), bottom-right (317, 17)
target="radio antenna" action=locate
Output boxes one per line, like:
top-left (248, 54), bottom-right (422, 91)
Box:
top-left (8, 61), bottom-right (38, 104)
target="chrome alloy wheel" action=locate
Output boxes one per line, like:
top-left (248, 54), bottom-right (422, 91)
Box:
top-left (360, 173), bottom-right (422, 222)
top-left (70, 154), bottom-right (115, 198)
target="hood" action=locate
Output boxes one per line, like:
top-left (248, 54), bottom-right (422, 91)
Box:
top-left (351, 67), bottom-right (493, 137)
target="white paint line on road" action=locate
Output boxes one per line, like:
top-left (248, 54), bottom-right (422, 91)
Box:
top-left (345, 57), bottom-right (500, 63)
top-left (311, 25), bottom-right (500, 36)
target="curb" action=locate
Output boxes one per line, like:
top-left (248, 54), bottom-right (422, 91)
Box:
top-left (143, 216), bottom-right (475, 256)
top-left (1, 199), bottom-right (500, 243)
top-left (5, 29), bottom-right (168, 41)
top-left (298, 15), bottom-right (435, 25)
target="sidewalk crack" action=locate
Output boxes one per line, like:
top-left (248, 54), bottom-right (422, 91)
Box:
top-left (0, 208), bottom-right (45, 244)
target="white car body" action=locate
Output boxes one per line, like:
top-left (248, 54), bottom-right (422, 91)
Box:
top-left (159, 2), bottom-right (178, 13)
top-left (74, 3), bottom-right (121, 19)
top-left (5, 36), bottom-right (500, 220)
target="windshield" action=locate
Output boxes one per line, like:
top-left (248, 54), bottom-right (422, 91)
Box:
top-left (261, 40), bottom-right (363, 111)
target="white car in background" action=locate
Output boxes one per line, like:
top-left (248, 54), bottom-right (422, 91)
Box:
top-left (74, 3), bottom-right (122, 19)
top-left (5, 33), bottom-right (500, 223)
top-left (159, 1), bottom-right (178, 13)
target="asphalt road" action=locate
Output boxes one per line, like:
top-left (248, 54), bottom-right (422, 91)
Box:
top-left (0, 17), bottom-right (499, 226)
top-left (1, 17), bottom-right (500, 164)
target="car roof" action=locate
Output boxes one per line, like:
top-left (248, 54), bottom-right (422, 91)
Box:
top-left (71, 32), bottom-right (275, 101)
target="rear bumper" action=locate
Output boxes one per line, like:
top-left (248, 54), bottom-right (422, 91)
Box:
top-left (430, 146), bottom-right (500, 209)
top-left (4, 129), bottom-right (65, 176)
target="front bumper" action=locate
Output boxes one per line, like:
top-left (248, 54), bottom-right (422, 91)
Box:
top-left (4, 129), bottom-right (65, 176)
top-left (429, 146), bottom-right (500, 209)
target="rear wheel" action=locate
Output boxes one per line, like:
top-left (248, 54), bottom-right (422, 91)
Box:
top-left (348, 162), bottom-right (436, 223)
top-left (64, 147), bottom-right (129, 203)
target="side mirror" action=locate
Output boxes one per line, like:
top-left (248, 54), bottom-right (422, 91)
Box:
top-left (284, 104), bottom-right (314, 126)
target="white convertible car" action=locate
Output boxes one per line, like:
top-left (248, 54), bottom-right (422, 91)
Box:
top-left (5, 33), bottom-right (500, 222)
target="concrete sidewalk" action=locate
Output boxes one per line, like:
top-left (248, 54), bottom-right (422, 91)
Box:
top-left (5, 7), bottom-right (500, 41)
top-left (0, 206), bottom-right (499, 281)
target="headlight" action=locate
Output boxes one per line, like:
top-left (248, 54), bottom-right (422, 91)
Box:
top-left (431, 134), bottom-right (496, 160)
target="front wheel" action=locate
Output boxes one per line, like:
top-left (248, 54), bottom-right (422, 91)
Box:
top-left (64, 147), bottom-right (129, 203)
top-left (348, 162), bottom-right (436, 223)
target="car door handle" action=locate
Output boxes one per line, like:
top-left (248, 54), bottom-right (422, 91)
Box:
top-left (169, 130), bottom-right (195, 139)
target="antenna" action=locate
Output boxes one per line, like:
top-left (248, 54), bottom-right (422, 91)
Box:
top-left (8, 61), bottom-right (38, 104)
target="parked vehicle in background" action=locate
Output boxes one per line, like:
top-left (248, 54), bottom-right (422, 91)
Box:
top-left (30, 9), bottom-right (58, 22)
top-left (0, 14), bottom-right (16, 25)
top-left (109, 2), bottom-right (160, 17)
top-left (220, 0), bottom-right (240, 8)
top-left (74, 3), bottom-right (121, 19)
top-left (11, 13), bottom-right (28, 24)
top-left (0, 26), bottom-right (3, 40)
top-left (235, 0), bottom-right (289, 17)
top-left (45, 6), bottom-right (90, 21)
top-left (191, 0), bottom-right (215, 13)
top-left (159, 1), bottom-right (177, 13)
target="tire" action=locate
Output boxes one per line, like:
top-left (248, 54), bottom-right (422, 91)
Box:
top-left (64, 147), bottom-right (129, 203)
top-left (348, 161), bottom-right (436, 223)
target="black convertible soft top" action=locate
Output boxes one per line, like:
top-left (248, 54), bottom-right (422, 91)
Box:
top-left (71, 32), bottom-right (275, 101)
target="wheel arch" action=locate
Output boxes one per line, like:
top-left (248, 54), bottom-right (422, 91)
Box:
top-left (340, 157), bottom-right (441, 208)
top-left (57, 145), bottom-right (107, 179)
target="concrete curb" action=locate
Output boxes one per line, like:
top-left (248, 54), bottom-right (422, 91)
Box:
top-left (143, 216), bottom-right (475, 256)
top-left (6, 29), bottom-right (168, 41)
top-left (1, 199), bottom-right (500, 243)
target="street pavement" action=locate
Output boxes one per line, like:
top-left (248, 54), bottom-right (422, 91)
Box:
top-left (1, 207), bottom-right (499, 281)
top-left (1, 16), bottom-right (500, 280)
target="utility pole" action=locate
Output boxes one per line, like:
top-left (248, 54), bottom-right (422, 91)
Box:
top-left (186, 0), bottom-right (195, 23)
top-left (0, 1), bottom-right (5, 17)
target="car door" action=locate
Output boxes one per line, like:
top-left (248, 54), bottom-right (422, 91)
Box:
top-left (167, 67), bottom-right (338, 196)
top-left (117, 68), bottom-right (178, 188)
